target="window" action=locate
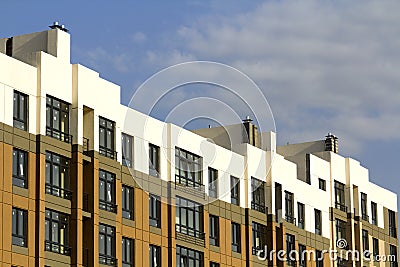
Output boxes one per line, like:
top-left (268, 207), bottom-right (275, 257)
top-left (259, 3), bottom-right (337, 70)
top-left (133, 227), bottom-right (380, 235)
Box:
top-left (337, 257), bottom-right (347, 267)
top-left (149, 194), bottom-right (161, 228)
top-left (45, 209), bottom-right (70, 255)
top-left (336, 219), bottom-right (346, 244)
top-left (371, 202), bottom-right (377, 225)
top-left (46, 95), bottom-right (70, 143)
top-left (305, 154), bottom-right (311, 184)
top-left (12, 208), bottom-right (27, 247)
top-left (99, 117), bottom-right (116, 159)
top-left (175, 147), bottom-right (202, 187)
top-left (45, 152), bottom-right (71, 199)
top-left (99, 224), bottom-right (116, 265)
top-left (390, 245), bottom-right (397, 267)
top-left (361, 193), bottom-right (368, 221)
top-left (362, 230), bottom-right (369, 257)
top-left (150, 245), bottom-right (161, 267)
top-left (209, 215), bottom-right (219, 246)
top-left (99, 170), bottom-right (117, 213)
top-left (121, 133), bottom-right (133, 167)
top-left (149, 144), bottom-right (160, 177)
top-left (231, 176), bottom-right (240, 206)
top-left (334, 181), bottom-right (346, 212)
top-left (12, 149), bottom-right (28, 188)
top-left (176, 196), bottom-right (204, 238)
top-left (316, 250), bottom-right (323, 267)
top-left (298, 202), bottom-right (305, 229)
top-left (122, 237), bottom-right (134, 267)
top-left (315, 209), bottom-right (322, 235)
top-left (285, 191), bottom-right (295, 224)
top-left (208, 168), bottom-right (218, 198)
top-left (275, 183), bottom-right (282, 222)
top-left (122, 186), bottom-right (134, 220)
top-left (13, 90), bottom-right (28, 131)
top-left (231, 222), bottom-right (241, 253)
top-left (252, 222), bottom-right (267, 255)
top-left (286, 234), bottom-right (295, 266)
top-left (389, 209), bottom-right (397, 238)
top-left (299, 244), bottom-right (306, 267)
top-left (176, 245), bottom-right (203, 267)
top-left (210, 262), bottom-right (219, 267)
top-left (372, 238), bottom-right (379, 261)
top-left (318, 178), bottom-right (326, 191)
top-left (251, 177), bottom-right (266, 213)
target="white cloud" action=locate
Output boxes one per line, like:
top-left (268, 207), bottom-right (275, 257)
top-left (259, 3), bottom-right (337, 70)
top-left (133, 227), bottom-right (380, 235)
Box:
top-left (86, 46), bottom-right (131, 73)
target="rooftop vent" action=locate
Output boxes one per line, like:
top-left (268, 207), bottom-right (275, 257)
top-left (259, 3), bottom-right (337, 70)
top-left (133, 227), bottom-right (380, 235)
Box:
top-left (242, 115), bottom-right (253, 123)
top-left (325, 133), bottom-right (338, 153)
top-left (49, 21), bottom-right (69, 33)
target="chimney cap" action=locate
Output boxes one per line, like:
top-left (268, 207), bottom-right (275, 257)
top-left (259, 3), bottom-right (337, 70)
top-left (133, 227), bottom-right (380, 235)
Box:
top-left (49, 21), bottom-right (69, 33)
top-left (243, 115), bottom-right (253, 123)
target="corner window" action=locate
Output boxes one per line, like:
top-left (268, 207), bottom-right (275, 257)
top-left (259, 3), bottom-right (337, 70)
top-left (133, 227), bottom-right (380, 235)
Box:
top-left (208, 168), bottom-right (218, 198)
top-left (12, 149), bottom-right (28, 188)
top-left (99, 117), bottom-right (116, 159)
top-left (99, 170), bottom-right (117, 213)
top-left (231, 222), bottom-right (241, 253)
top-left (150, 245), bottom-right (161, 267)
top-left (251, 177), bottom-right (266, 213)
top-left (231, 176), bottom-right (240, 206)
top-left (13, 90), bottom-right (28, 131)
top-left (122, 186), bottom-right (134, 220)
top-left (45, 152), bottom-right (71, 199)
top-left (175, 147), bottom-right (202, 187)
top-left (149, 194), bottom-right (161, 228)
top-left (122, 237), bottom-right (134, 267)
top-left (209, 215), bottom-right (219, 246)
top-left (12, 207), bottom-right (27, 247)
top-left (46, 95), bottom-right (70, 143)
top-left (45, 209), bottom-right (70, 255)
top-left (149, 144), bottom-right (160, 177)
top-left (122, 133), bottom-right (133, 167)
top-left (318, 178), bottom-right (326, 191)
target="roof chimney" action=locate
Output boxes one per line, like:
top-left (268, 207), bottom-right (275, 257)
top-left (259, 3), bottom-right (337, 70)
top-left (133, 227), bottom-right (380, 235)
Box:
top-left (325, 133), bottom-right (338, 153)
top-left (49, 21), bottom-right (69, 33)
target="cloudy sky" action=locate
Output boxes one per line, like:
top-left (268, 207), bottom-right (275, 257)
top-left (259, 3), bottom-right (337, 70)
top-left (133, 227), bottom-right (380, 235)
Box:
top-left (2, 0), bottom-right (399, 195)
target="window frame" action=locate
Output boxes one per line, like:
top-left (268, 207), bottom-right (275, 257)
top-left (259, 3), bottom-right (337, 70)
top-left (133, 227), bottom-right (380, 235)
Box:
top-left (371, 201), bottom-right (377, 225)
top-left (46, 95), bottom-right (70, 143)
top-left (318, 178), bottom-right (326, 191)
top-left (45, 151), bottom-right (71, 199)
top-left (12, 148), bottom-right (28, 188)
top-left (122, 185), bottom-right (134, 220)
top-left (372, 238), bottom-right (379, 260)
top-left (209, 215), bottom-right (219, 247)
top-left (299, 244), bottom-right (307, 267)
top-left (13, 90), bottom-right (28, 131)
top-left (175, 147), bottom-right (202, 187)
top-left (175, 196), bottom-right (204, 239)
top-left (298, 202), bottom-right (305, 229)
top-left (252, 222), bottom-right (267, 255)
top-left (149, 194), bottom-right (161, 228)
top-left (121, 133), bottom-right (133, 168)
top-left (122, 237), bottom-right (134, 267)
top-left (208, 167), bottom-right (218, 198)
top-left (285, 191), bottom-right (295, 224)
top-left (45, 209), bottom-right (70, 255)
top-left (316, 250), bottom-right (324, 267)
top-left (361, 192), bottom-right (368, 221)
top-left (176, 245), bottom-right (203, 267)
top-left (150, 244), bottom-right (161, 267)
top-left (12, 207), bottom-right (27, 247)
top-left (251, 177), bottom-right (266, 213)
top-left (99, 223), bottom-right (117, 265)
top-left (315, 209), bottom-right (322, 235)
top-left (99, 116), bottom-right (116, 159)
top-left (231, 222), bottom-right (241, 253)
top-left (389, 209), bottom-right (397, 238)
top-left (99, 170), bottom-right (117, 213)
top-left (231, 176), bottom-right (240, 206)
top-left (390, 245), bottom-right (397, 267)
top-left (286, 234), bottom-right (296, 266)
top-left (335, 219), bottom-right (346, 243)
top-left (149, 143), bottom-right (160, 177)
top-left (334, 181), bottom-right (347, 212)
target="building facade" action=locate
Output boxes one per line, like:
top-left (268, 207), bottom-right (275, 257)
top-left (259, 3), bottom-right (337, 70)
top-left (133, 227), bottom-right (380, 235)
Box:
top-left (0, 27), bottom-right (398, 267)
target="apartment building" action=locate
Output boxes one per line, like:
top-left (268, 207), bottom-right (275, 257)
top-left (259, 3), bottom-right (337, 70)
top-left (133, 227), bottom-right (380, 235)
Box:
top-left (0, 26), bottom-right (398, 267)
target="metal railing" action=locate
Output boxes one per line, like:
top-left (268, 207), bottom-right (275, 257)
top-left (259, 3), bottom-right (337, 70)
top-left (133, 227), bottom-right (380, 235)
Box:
top-left (99, 200), bottom-right (118, 213)
top-left (285, 214), bottom-right (296, 225)
top-left (99, 254), bottom-right (118, 266)
top-left (46, 127), bottom-right (72, 144)
top-left (362, 214), bottom-right (369, 222)
top-left (45, 183), bottom-right (72, 200)
top-left (99, 146), bottom-right (117, 160)
top-left (335, 202), bottom-right (348, 212)
top-left (175, 224), bottom-right (205, 239)
top-left (45, 240), bottom-right (71, 256)
top-left (251, 202), bottom-right (267, 214)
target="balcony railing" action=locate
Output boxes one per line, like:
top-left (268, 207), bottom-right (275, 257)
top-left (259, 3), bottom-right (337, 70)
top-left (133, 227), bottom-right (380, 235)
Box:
top-left (251, 202), bottom-right (267, 214)
top-left (99, 146), bottom-right (117, 160)
top-left (46, 183), bottom-right (72, 200)
top-left (46, 127), bottom-right (72, 144)
top-left (175, 224), bottom-right (205, 239)
top-left (335, 202), bottom-right (348, 212)
top-left (45, 240), bottom-right (71, 256)
top-left (362, 214), bottom-right (369, 222)
top-left (285, 214), bottom-right (296, 225)
top-left (298, 218), bottom-right (305, 229)
top-left (99, 254), bottom-right (118, 266)
top-left (99, 200), bottom-right (118, 213)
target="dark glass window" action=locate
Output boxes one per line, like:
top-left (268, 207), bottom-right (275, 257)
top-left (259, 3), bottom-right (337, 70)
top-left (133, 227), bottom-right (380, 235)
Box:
top-left (372, 238), bottom-right (379, 261)
top-left (390, 245), bottom-right (397, 267)
top-left (286, 234), bottom-right (295, 266)
top-left (305, 154), bottom-right (311, 184)
top-left (231, 222), bottom-right (241, 253)
top-left (209, 215), bottom-right (219, 246)
top-left (299, 244), bottom-right (306, 267)
top-left (285, 191), bottom-right (295, 224)
top-left (252, 222), bottom-right (267, 255)
top-left (231, 176), bottom-right (240, 206)
top-left (251, 177), bottom-right (266, 213)
top-left (99, 224), bottom-right (116, 265)
top-left (315, 209), bottom-right (322, 235)
top-left (149, 194), bottom-right (161, 228)
top-left (176, 196), bottom-right (204, 239)
top-left (362, 230), bottom-right (369, 257)
top-left (46, 95), bottom-right (70, 143)
top-left (45, 209), bottom-right (70, 255)
top-left (208, 168), bottom-right (218, 198)
top-left (12, 207), bottom-right (27, 247)
top-left (275, 183), bottom-right (282, 222)
top-left (389, 209), bottom-right (397, 238)
top-left (176, 245), bottom-right (203, 267)
top-left (122, 237), bottom-right (134, 267)
top-left (13, 90), bottom-right (28, 131)
top-left (12, 149), bottom-right (28, 188)
top-left (334, 181), bottom-right (346, 212)
top-left (371, 202), bottom-right (377, 225)
top-left (122, 186), bottom-right (134, 220)
top-left (316, 250), bottom-right (324, 267)
top-left (99, 170), bottom-right (117, 213)
top-left (210, 262), bottom-right (219, 267)
top-left (149, 144), bottom-right (160, 177)
top-left (45, 152), bottom-right (71, 199)
top-left (175, 147), bottom-right (202, 187)
top-left (298, 202), bottom-right (305, 229)
top-left (361, 193), bottom-right (368, 221)
top-left (336, 219), bottom-right (346, 243)
top-left (318, 178), bottom-right (326, 191)
top-left (337, 257), bottom-right (347, 267)
top-left (121, 133), bottom-right (133, 167)
top-left (150, 245), bottom-right (161, 267)
top-left (99, 117), bottom-right (116, 159)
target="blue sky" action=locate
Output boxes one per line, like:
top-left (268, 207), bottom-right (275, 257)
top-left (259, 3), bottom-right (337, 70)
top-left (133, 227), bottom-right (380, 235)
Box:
top-left (2, 1), bottom-right (400, 199)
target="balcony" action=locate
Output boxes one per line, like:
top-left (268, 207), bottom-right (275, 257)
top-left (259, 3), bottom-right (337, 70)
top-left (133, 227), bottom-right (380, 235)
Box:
top-left (99, 254), bottom-right (118, 266)
top-left (45, 240), bottom-right (71, 256)
top-left (46, 127), bottom-right (72, 144)
top-left (175, 224), bottom-right (205, 247)
top-left (251, 202), bottom-right (267, 214)
top-left (335, 202), bottom-right (348, 212)
top-left (99, 200), bottom-right (118, 213)
top-left (99, 146), bottom-right (117, 160)
top-left (285, 214), bottom-right (296, 225)
top-left (362, 214), bottom-right (369, 222)
top-left (46, 184), bottom-right (72, 200)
